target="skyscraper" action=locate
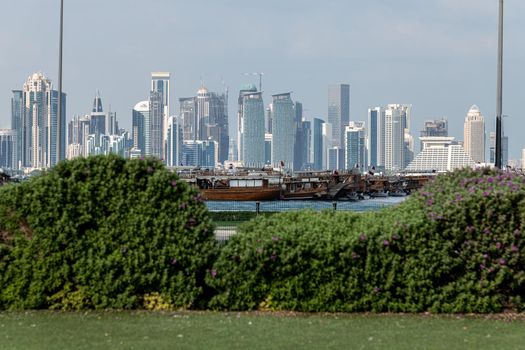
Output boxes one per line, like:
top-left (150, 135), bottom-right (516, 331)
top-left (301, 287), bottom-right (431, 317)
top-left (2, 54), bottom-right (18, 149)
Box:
top-left (240, 91), bottom-right (265, 167)
top-left (271, 93), bottom-right (295, 170)
top-left (0, 129), bottom-right (17, 169)
top-left (132, 101), bottom-right (149, 155)
top-left (345, 121), bottom-right (367, 170)
top-left (312, 118), bottom-right (324, 170)
top-left (328, 84), bottom-right (350, 148)
top-left (463, 105), bottom-right (485, 163)
top-left (367, 107), bottom-right (384, 168)
top-left (149, 91), bottom-right (164, 159)
top-left (237, 84), bottom-right (258, 163)
top-left (11, 72), bottom-right (66, 169)
top-left (166, 116), bottom-right (183, 167)
top-left (151, 72), bottom-right (170, 159)
top-left (384, 104), bottom-right (411, 172)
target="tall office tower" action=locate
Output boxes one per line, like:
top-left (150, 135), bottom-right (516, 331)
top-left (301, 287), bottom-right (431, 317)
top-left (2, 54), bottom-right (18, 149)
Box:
top-left (463, 105), bottom-right (485, 163)
top-left (151, 72), bottom-right (170, 159)
top-left (228, 139), bottom-right (238, 162)
top-left (384, 104), bottom-right (411, 172)
top-left (107, 111), bottom-right (119, 136)
top-left (312, 118), bottom-right (324, 170)
top-left (264, 133), bottom-right (272, 165)
top-left (328, 84), bottom-right (350, 148)
top-left (166, 116), bottom-right (183, 167)
top-left (489, 131), bottom-right (509, 166)
top-left (0, 129), bottom-right (17, 169)
top-left (92, 90), bottom-right (103, 113)
top-left (11, 73), bottom-right (66, 169)
top-left (240, 91), bottom-right (265, 167)
top-left (67, 115), bottom-right (90, 159)
top-left (294, 120), bottom-right (312, 171)
top-left (180, 97), bottom-right (197, 141)
top-left (149, 91), bottom-right (164, 159)
top-left (237, 84), bottom-right (258, 162)
top-left (182, 140), bottom-right (217, 168)
top-left (11, 90), bottom-right (23, 168)
top-left (179, 86), bottom-right (229, 164)
top-left (345, 121), bottom-right (367, 170)
top-left (132, 101), bottom-right (149, 155)
top-left (271, 93), bottom-right (295, 170)
top-left (265, 106), bottom-right (273, 133)
top-left (321, 122), bottom-right (332, 170)
top-left (327, 147), bottom-right (344, 170)
top-left (90, 92), bottom-right (106, 137)
top-left (367, 107), bottom-right (384, 168)
top-left (195, 86), bottom-right (229, 163)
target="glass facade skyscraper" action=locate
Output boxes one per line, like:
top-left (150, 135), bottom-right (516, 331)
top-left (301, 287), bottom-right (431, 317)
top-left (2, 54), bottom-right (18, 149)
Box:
top-left (328, 84), bottom-right (350, 148)
top-left (271, 93), bottom-right (295, 170)
top-left (240, 91), bottom-right (265, 167)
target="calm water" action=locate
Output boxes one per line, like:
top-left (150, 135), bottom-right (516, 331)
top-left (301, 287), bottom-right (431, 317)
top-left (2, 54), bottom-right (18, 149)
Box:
top-left (205, 196), bottom-right (408, 212)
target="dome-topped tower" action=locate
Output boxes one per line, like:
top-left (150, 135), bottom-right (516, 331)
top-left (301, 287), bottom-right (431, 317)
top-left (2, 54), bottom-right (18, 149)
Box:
top-left (464, 104), bottom-right (485, 163)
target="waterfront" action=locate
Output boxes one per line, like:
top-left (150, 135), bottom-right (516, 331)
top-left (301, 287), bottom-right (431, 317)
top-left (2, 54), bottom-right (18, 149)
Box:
top-left (205, 196), bottom-right (407, 212)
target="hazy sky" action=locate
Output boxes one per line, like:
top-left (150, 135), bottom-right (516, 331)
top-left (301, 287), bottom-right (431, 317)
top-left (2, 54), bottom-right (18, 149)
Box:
top-left (1, 0), bottom-right (524, 158)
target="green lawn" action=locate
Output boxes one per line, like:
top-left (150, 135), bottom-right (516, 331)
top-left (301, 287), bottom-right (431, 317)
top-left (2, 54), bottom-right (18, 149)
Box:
top-left (1, 311), bottom-right (524, 350)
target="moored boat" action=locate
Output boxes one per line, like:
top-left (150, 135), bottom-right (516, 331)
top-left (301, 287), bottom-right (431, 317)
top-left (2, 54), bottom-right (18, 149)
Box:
top-left (196, 177), bottom-right (281, 201)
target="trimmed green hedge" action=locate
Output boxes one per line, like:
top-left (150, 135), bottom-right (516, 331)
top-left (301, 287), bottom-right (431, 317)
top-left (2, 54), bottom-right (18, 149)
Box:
top-left (207, 168), bottom-right (525, 313)
top-left (0, 155), bottom-right (217, 310)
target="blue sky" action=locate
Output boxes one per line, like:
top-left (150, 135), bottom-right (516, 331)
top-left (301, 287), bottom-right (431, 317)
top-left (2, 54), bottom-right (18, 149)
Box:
top-left (1, 0), bottom-right (524, 158)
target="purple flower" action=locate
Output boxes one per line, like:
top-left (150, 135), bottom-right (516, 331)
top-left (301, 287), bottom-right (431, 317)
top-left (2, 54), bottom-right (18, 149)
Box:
top-left (456, 194), bottom-right (463, 201)
top-left (171, 258), bottom-right (177, 265)
top-left (487, 177), bottom-right (494, 183)
top-left (483, 228), bottom-right (491, 235)
top-left (465, 226), bottom-right (475, 233)
top-left (499, 259), bottom-right (507, 266)
top-left (479, 264), bottom-right (485, 270)
top-left (270, 253), bottom-right (277, 262)
top-left (179, 202), bottom-right (187, 210)
top-left (468, 187), bottom-right (476, 193)
top-left (511, 245), bottom-right (519, 253)
top-left (359, 233), bottom-right (367, 242)
top-left (392, 234), bottom-right (399, 241)
top-left (211, 269), bottom-right (217, 278)
top-left (514, 229), bottom-right (521, 237)
top-left (383, 240), bottom-right (390, 247)
top-left (147, 166), bottom-right (154, 173)
top-left (478, 178), bottom-right (484, 184)
top-left (483, 253), bottom-right (489, 260)
top-left (482, 191), bottom-right (489, 197)
top-left (171, 180), bottom-right (177, 187)
top-left (271, 236), bottom-right (280, 242)
top-left (351, 252), bottom-right (360, 260)
top-left (373, 287), bottom-right (382, 294)
top-left (256, 248), bottom-right (263, 254)
top-left (495, 242), bottom-right (502, 250)
top-left (427, 199), bottom-right (433, 206)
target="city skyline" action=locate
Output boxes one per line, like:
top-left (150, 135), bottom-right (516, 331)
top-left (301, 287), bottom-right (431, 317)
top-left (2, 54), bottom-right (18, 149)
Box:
top-left (1, 1), bottom-right (525, 159)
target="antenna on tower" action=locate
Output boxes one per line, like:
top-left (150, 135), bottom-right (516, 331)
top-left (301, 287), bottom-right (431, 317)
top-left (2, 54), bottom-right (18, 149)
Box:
top-left (242, 72), bottom-right (264, 92)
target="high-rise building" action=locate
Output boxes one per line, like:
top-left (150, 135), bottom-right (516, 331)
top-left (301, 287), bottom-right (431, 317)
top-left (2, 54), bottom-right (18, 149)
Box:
top-left (182, 140), bottom-right (217, 168)
top-left (384, 104), bottom-right (412, 172)
top-left (264, 133), bottom-right (272, 165)
top-left (322, 122), bottom-right (332, 170)
top-left (149, 91), bottom-right (164, 159)
top-left (237, 84), bottom-right (258, 162)
top-left (151, 72), bottom-right (170, 159)
top-left (328, 84), bottom-right (350, 148)
top-left (463, 105), bottom-right (485, 163)
top-left (420, 118), bottom-right (448, 152)
top-left (406, 137), bottom-right (475, 172)
top-left (92, 90), bottom-right (103, 113)
top-left (271, 93), bottom-right (295, 170)
top-left (238, 86), bottom-right (265, 167)
top-left (67, 115), bottom-right (90, 159)
top-left (294, 120), bottom-right (311, 171)
top-left (344, 121), bottom-right (366, 170)
top-left (0, 129), bottom-right (17, 169)
top-left (327, 147), bottom-right (344, 170)
top-left (179, 86), bottom-right (229, 164)
top-left (489, 131), bottom-right (508, 166)
top-left (367, 107), bottom-right (384, 168)
top-left (11, 72), bottom-right (66, 169)
top-left (132, 101), bottom-right (149, 155)
top-left (166, 116), bottom-right (183, 167)
top-left (312, 118), bottom-right (324, 170)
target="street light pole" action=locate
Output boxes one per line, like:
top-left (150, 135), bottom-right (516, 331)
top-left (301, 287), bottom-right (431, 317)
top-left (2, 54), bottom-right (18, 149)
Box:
top-left (495, 0), bottom-right (504, 169)
top-left (57, 0), bottom-right (64, 165)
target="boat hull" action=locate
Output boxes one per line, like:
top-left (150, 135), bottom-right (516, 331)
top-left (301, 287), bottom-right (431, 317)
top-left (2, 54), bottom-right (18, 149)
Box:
top-left (200, 188), bottom-right (281, 201)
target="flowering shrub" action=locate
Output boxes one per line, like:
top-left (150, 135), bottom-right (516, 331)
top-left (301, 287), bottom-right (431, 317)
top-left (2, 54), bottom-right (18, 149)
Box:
top-left (0, 155), bottom-right (217, 310)
top-left (208, 168), bottom-right (525, 313)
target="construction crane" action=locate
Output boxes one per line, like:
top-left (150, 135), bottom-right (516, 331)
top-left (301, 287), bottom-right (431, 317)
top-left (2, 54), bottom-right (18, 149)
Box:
top-left (243, 72), bottom-right (264, 92)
